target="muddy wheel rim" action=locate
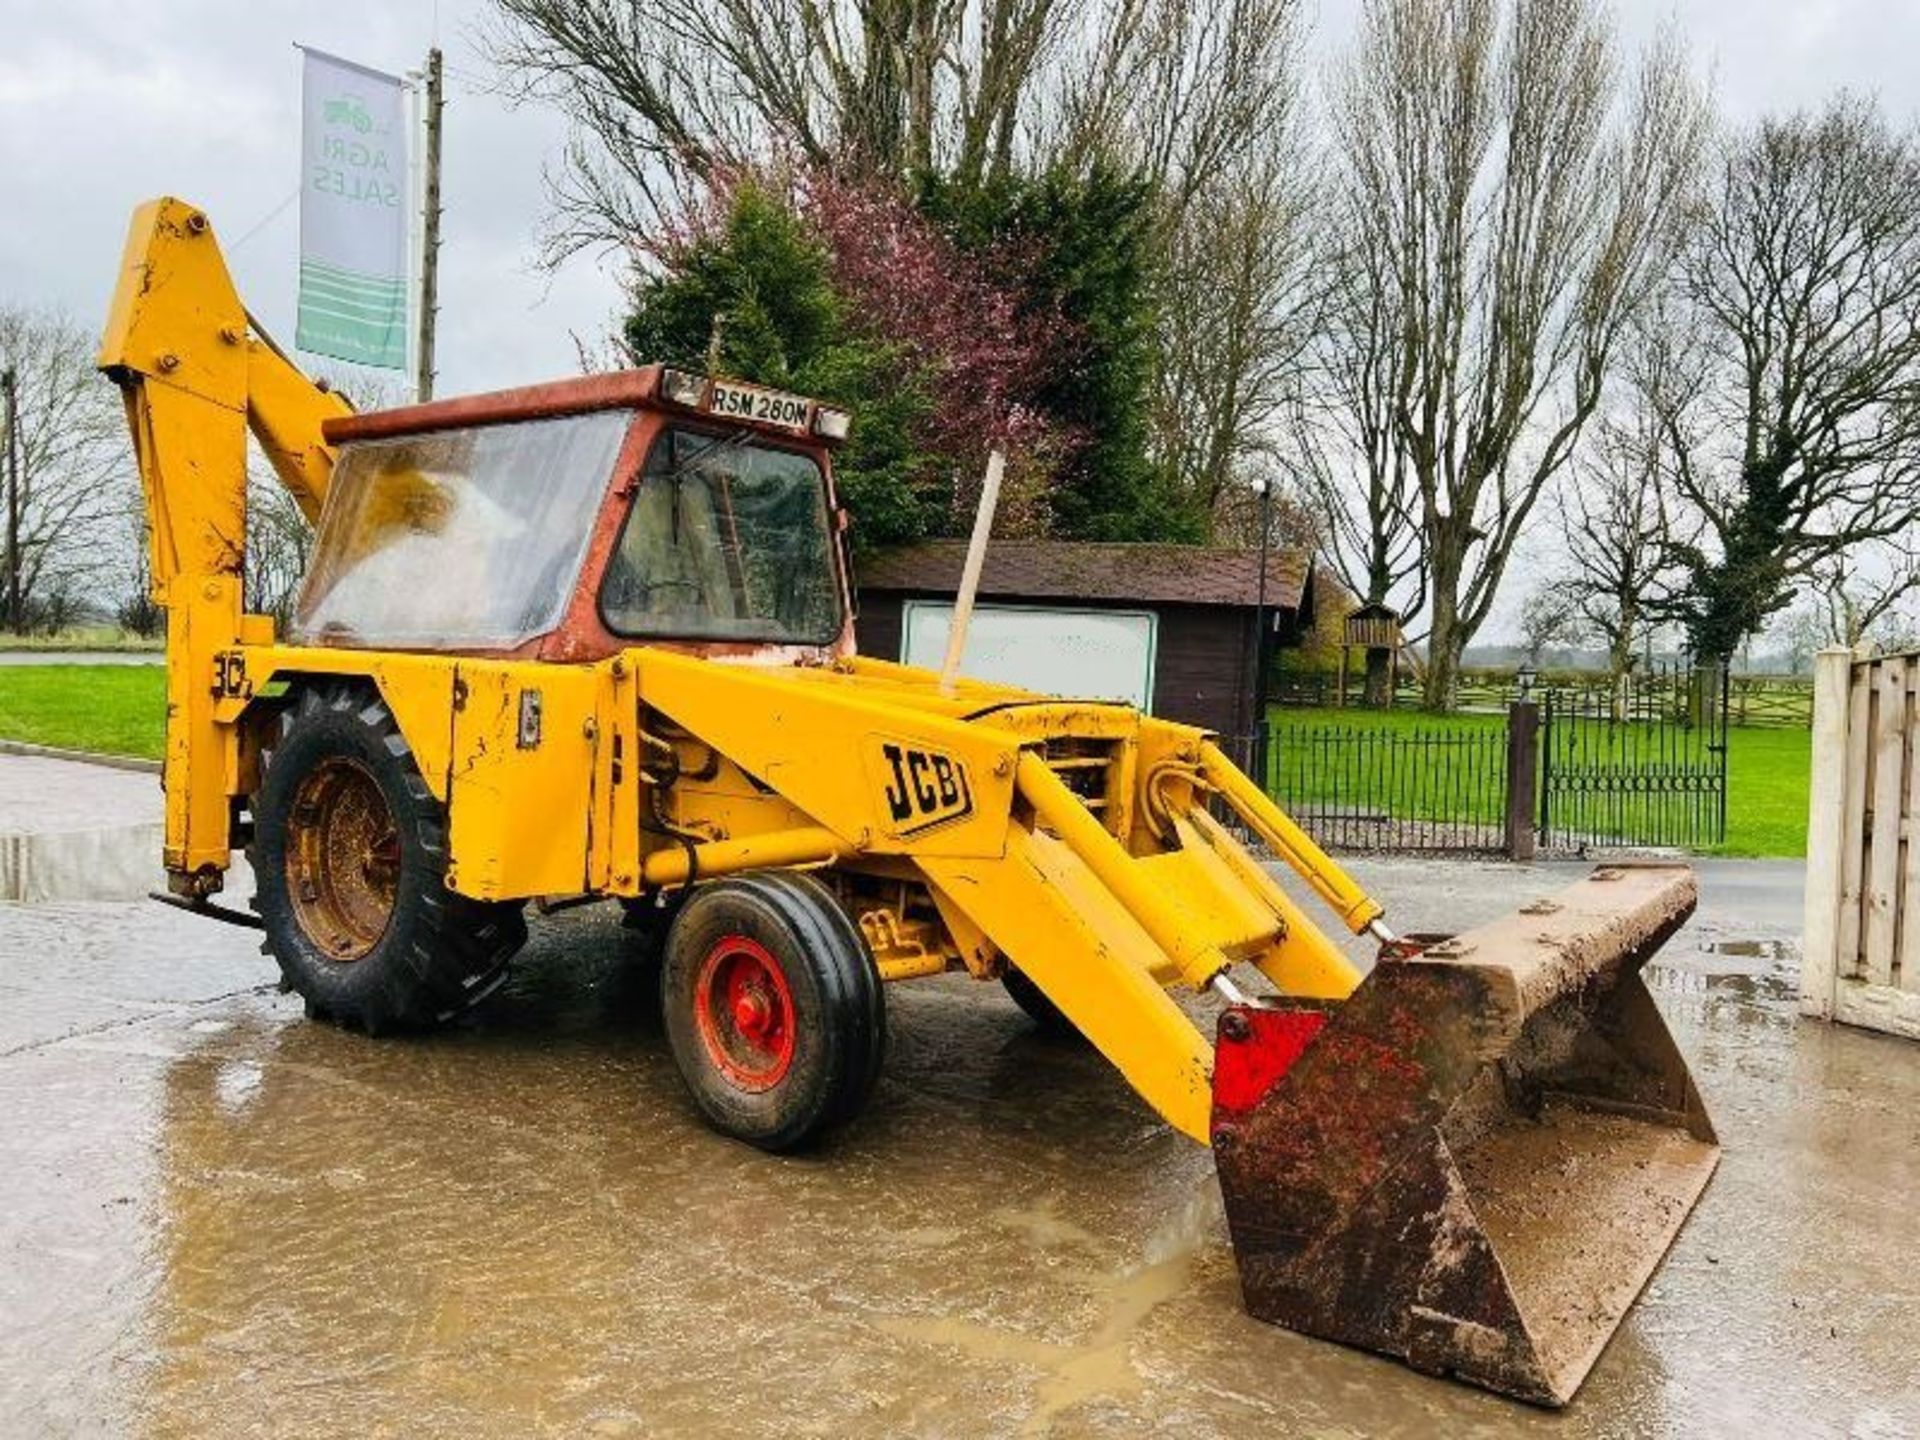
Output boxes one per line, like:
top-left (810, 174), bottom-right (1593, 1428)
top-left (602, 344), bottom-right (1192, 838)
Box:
top-left (285, 757), bottom-right (400, 963)
top-left (693, 934), bottom-right (796, 1092)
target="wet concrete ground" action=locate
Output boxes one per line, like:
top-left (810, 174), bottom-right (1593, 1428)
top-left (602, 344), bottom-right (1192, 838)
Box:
top-left (0, 754), bottom-right (162, 902)
top-left (2, 800), bottom-right (1917, 1435)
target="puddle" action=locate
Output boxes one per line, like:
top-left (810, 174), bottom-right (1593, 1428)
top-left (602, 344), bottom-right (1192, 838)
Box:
top-left (1648, 966), bottom-right (1798, 1006)
top-left (1648, 949), bottom-right (1799, 1006)
top-left (877, 1251), bottom-right (1196, 1438)
top-left (1700, 938), bottom-right (1794, 961)
top-left (8, 899), bottom-right (1920, 1437)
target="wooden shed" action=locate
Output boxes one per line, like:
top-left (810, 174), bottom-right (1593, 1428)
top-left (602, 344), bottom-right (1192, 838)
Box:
top-left (855, 540), bottom-right (1315, 739)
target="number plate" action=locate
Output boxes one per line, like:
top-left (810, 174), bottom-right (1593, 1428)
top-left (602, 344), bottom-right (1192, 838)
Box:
top-left (709, 380), bottom-right (813, 430)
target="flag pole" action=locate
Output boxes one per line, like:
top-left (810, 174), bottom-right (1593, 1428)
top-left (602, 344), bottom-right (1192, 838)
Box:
top-left (415, 45), bottom-right (444, 402)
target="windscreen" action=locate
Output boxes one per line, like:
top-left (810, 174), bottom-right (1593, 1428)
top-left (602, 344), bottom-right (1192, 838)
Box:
top-left (293, 411), bottom-right (630, 650)
top-left (599, 427), bottom-right (841, 644)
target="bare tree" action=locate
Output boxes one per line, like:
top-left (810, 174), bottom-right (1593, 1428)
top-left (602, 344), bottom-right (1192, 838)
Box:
top-left (1047, 0), bottom-right (1300, 213)
top-left (1296, 186), bottom-right (1426, 705)
top-left (1560, 403), bottom-right (1674, 690)
top-left (1517, 582), bottom-right (1586, 666)
top-left (1877, 613), bottom-right (1920, 655)
top-left (1654, 96), bottom-right (1920, 661)
top-left (489, 0), bottom-right (1084, 255)
top-left (1336, 0), bottom-right (1707, 708)
top-left (1207, 466), bottom-right (1321, 553)
top-left (1794, 540), bottom-right (1920, 651)
top-left (1145, 0), bottom-right (1317, 528)
top-left (245, 464), bottom-right (315, 630)
top-left (0, 306), bottom-right (133, 633)
top-left (492, 0), bottom-right (1308, 250)
top-left (490, 0), bottom-right (1317, 538)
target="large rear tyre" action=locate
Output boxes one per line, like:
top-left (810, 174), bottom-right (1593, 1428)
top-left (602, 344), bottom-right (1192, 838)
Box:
top-left (660, 872), bottom-right (885, 1152)
top-left (249, 685), bottom-right (526, 1033)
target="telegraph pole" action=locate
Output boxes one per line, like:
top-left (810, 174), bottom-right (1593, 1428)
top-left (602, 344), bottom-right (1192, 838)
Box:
top-left (3, 367), bottom-right (19, 633)
top-left (415, 45), bottom-right (444, 402)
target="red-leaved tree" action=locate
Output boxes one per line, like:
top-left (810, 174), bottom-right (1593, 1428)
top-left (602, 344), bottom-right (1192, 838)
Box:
top-left (641, 159), bottom-right (1080, 537)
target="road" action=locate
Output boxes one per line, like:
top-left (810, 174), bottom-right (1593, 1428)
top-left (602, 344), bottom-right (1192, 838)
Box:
top-left (0, 755), bottom-right (1914, 1437)
top-left (0, 649), bottom-right (162, 665)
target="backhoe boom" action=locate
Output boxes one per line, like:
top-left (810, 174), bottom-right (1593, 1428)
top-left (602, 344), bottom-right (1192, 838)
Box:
top-left (98, 197), bottom-right (350, 892)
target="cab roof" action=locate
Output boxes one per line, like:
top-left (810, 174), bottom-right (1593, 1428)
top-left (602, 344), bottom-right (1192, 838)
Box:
top-left (321, 367), bottom-right (847, 448)
top-left (323, 368), bottom-right (665, 446)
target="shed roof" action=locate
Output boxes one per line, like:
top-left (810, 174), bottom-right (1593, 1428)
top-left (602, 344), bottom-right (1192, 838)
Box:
top-left (858, 540), bottom-right (1311, 611)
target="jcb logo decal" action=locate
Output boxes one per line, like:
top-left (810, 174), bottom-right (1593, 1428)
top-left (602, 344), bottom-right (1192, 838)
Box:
top-left (877, 740), bottom-right (973, 836)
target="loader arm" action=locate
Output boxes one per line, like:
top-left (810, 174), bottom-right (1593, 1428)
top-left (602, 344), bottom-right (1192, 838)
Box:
top-left (97, 197), bottom-right (353, 895)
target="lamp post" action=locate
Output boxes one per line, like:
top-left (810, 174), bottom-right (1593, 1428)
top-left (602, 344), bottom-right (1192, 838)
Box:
top-left (1252, 477), bottom-right (1273, 780)
top-left (2, 366), bottom-right (18, 634)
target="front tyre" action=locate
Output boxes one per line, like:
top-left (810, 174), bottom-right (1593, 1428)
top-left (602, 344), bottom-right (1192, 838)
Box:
top-left (1001, 966), bottom-right (1080, 1039)
top-left (660, 872), bottom-right (885, 1152)
top-left (249, 685), bottom-right (526, 1033)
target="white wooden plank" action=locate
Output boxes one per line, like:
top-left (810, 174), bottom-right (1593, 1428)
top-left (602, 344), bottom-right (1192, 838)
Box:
top-left (1834, 978), bottom-right (1920, 1042)
top-left (1903, 660), bottom-right (1920, 995)
top-left (1801, 648), bottom-right (1856, 1018)
top-left (1863, 656), bottom-right (1908, 988)
top-left (1835, 661), bottom-right (1873, 981)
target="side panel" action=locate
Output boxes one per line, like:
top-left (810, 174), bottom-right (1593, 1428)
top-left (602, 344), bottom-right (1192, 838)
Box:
top-left (232, 649), bottom-right (605, 903)
top-left (447, 662), bottom-right (601, 900)
top-left (632, 650), bottom-right (1017, 861)
top-left (589, 660), bottom-right (641, 893)
top-left (229, 648), bottom-right (462, 798)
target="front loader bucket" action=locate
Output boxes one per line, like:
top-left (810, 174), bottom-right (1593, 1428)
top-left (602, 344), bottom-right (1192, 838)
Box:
top-left (1211, 864), bottom-right (1717, 1407)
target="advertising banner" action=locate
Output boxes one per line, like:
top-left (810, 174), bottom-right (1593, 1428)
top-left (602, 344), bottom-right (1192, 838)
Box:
top-left (297, 47), bottom-right (409, 369)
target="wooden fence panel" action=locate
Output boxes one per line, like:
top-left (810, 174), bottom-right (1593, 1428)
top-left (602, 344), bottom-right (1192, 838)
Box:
top-left (1901, 676), bottom-right (1920, 995)
top-left (1803, 647), bottom-right (1920, 1039)
top-left (1801, 650), bottom-right (1850, 1020)
top-left (1834, 663), bottom-right (1872, 982)
top-left (1863, 657), bottom-right (1907, 988)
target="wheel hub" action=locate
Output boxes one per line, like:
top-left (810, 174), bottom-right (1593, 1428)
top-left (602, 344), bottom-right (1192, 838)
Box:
top-left (284, 756), bottom-right (399, 963)
top-left (733, 987), bottom-right (773, 1036)
top-left (694, 935), bottom-right (796, 1091)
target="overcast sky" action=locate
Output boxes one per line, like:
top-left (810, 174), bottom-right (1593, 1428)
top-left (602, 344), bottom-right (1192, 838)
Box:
top-left (2, 0), bottom-right (1916, 637)
top-left (0, 0), bottom-right (624, 396)
top-left (6, 0), bottom-right (1917, 397)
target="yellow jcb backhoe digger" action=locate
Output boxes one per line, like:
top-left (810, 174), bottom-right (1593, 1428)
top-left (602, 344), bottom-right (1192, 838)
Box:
top-left (99, 197), bottom-right (1718, 1406)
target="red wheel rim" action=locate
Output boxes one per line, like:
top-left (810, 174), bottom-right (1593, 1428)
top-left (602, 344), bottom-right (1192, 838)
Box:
top-left (692, 934), bottom-right (796, 1092)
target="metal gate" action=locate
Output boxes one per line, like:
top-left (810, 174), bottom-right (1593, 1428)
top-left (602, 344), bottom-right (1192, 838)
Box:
top-left (1539, 663), bottom-right (1729, 851)
top-left (1254, 719), bottom-right (1515, 854)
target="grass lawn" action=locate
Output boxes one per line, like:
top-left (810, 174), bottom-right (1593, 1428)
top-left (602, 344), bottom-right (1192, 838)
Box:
top-left (1718, 724), bottom-right (1809, 858)
top-left (0, 664), bottom-right (166, 760)
top-left (1266, 704), bottom-right (1808, 858)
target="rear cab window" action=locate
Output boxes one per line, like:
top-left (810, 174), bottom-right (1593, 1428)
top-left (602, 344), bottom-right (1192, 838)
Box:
top-left (294, 410), bottom-right (631, 651)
